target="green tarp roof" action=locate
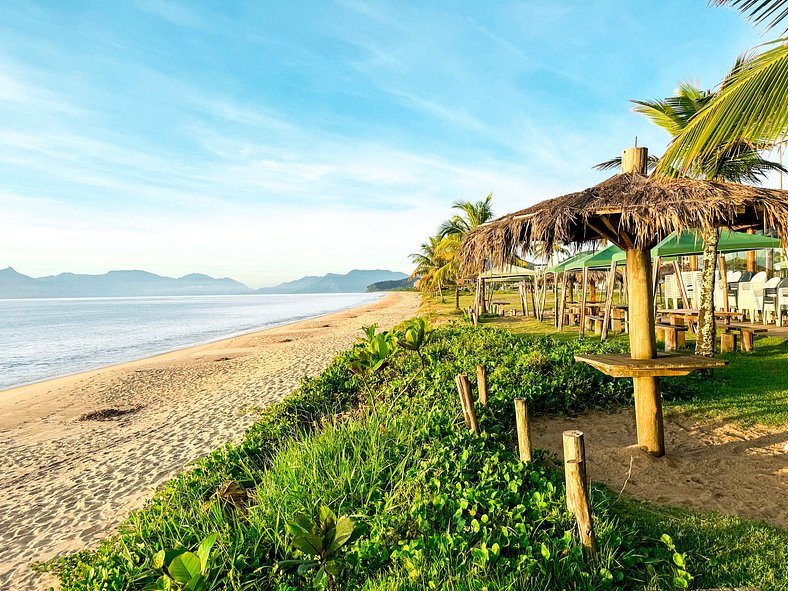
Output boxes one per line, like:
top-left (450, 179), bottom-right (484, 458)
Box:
top-left (544, 231), bottom-right (779, 273)
top-left (652, 230), bottom-right (781, 257)
top-left (545, 251), bottom-right (595, 273)
top-left (579, 244), bottom-right (625, 269)
top-left (481, 264), bottom-right (535, 280)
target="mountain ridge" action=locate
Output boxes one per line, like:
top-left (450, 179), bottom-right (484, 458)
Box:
top-left (0, 267), bottom-right (408, 298)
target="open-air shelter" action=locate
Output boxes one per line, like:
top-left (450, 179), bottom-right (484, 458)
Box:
top-left (461, 146), bottom-right (788, 457)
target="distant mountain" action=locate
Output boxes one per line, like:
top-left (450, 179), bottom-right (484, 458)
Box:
top-left (0, 268), bottom-right (253, 299)
top-left (366, 277), bottom-right (416, 292)
top-left (258, 269), bottom-right (408, 294)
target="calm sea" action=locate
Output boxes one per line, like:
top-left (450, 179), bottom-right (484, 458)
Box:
top-left (0, 293), bottom-right (382, 391)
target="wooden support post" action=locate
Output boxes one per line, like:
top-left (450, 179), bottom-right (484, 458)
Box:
top-left (601, 260), bottom-right (616, 341)
top-left (627, 247), bottom-right (665, 457)
top-left (718, 254), bottom-right (730, 314)
top-left (664, 327), bottom-right (677, 352)
top-left (562, 430), bottom-right (597, 555)
top-left (720, 332), bottom-right (736, 353)
top-left (529, 281), bottom-right (537, 319)
top-left (746, 229), bottom-right (757, 273)
top-left (558, 271), bottom-right (568, 331)
top-left (519, 281), bottom-right (528, 316)
top-left (742, 330), bottom-right (754, 352)
top-left (553, 272), bottom-right (559, 327)
top-left (476, 365), bottom-right (488, 407)
top-left (579, 267), bottom-right (589, 337)
top-left (455, 374), bottom-right (479, 433)
top-left (514, 398), bottom-right (532, 462)
top-left (670, 315), bottom-right (686, 348)
top-left (479, 277), bottom-right (487, 315)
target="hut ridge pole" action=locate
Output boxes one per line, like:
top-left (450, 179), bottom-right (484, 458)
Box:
top-left (579, 266), bottom-right (589, 337)
top-left (622, 147), bottom-right (665, 457)
top-left (601, 260), bottom-right (616, 341)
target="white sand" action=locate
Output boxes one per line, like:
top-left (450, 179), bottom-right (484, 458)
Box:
top-left (0, 292), bottom-right (420, 590)
top-left (533, 410), bottom-right (788, 528)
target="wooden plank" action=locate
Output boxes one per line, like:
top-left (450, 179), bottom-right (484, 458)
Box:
top-left (574, 353), bottom-right (728, 378)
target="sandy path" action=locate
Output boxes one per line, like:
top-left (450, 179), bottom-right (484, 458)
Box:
top-left (0, 292), bottom-right (420, 590)
top-left (533, 410), bottom-right (788, 528)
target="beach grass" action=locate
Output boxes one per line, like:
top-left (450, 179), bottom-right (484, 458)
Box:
top-left (423, 288), bottom-right (788, 427)
top-left (45, 321), bottom-right (787, 590)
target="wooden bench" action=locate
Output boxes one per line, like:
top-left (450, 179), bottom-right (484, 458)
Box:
top-left (721, 324), bottom-right (768, 353)
top-left (584, 315), bottom-right (605, 335)
top-left (655, 322), bottom-right (689, 352)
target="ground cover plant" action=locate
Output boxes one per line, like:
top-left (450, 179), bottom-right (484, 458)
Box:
top-left (45, 322), bottom-right (787, 590)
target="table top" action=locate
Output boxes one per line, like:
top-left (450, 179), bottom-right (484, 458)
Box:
top-left (658, 309), bottom-right (742, 317)
top-left (574, 353), bottom-right (728, 378)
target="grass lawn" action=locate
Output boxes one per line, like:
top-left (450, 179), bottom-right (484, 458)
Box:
top-left (424, 289), bottom-right (788, 428)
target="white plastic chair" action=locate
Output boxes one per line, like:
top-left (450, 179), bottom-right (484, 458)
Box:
top-left (760, 277), bottom-right (783, 325)
top-left (739, 271), bottom-right (767, 322)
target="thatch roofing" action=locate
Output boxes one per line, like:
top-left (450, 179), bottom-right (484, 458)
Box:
top-left (461, 172), bottom-right (788, 272)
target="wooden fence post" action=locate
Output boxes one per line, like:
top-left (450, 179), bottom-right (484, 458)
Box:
top-left (562, 430), bottom-right (597, 555)
top-left (455, 374), bottom-right (479, 433)
top-left (514, 398), bottom-right (532, 462)
top-left (476, 365), bottom-right (488, 407)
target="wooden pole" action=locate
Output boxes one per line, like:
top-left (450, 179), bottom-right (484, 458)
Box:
top-left (514, 398), bottom-right (532, 462)
top-left (476, 365), bottom-right (488, 407)
top-left (519, 282), bottom-right (528, 316)
top-left (627, 248), bottom-right (665, 456)
top-left (529, 280), bottom-right (538, 319)
top-left (746, 229), bottom-right (757, 273)
top-left (553, 272), bottom-right (559, 327)
top-left (579, 266), bottom-right (589, 337)
top-left (620, 146), bottom-right (664, 457)
top-left (479, 277), bottom-right (487, 315)
top-left (601, 260), bottom-right (616, 341)
top-left (718, 254), bottom-right (730, 313)
top-left (558, 271), bottom-right (568, 331)
top-left (672, 261), bottom-right (689, 309)
top-left (562, 430), bottom-right (597, 555)
top-left (455, 374), bottom-right (479, 433)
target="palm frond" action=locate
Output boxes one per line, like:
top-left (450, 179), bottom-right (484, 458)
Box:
top-left (657, 40), bottom-right (788, 178)
top-left (712, 0), bottom-right (788, 33)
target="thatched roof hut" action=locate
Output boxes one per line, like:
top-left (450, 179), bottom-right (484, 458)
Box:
top-left (461, 171), bottom-right (788, 272)
top-left (460, 147), bottom-right (788, 458)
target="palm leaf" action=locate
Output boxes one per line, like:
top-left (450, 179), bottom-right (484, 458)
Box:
top-left (657, 40), bottom-right (788, 178)
top-left (712, 0), bottom-right (788, 33)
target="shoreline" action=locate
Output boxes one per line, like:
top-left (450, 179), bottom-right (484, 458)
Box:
top-left (0, 292), bottom-right (384, 394)
top-left (0, 292), bottom-right (421, 589)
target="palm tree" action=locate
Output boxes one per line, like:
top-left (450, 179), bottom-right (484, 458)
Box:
top-left (597, 77), bottom-right (784, 356)
top-left (410, 235), bottom-right (447, 302)
top-left (438, 194), bottom-right (496, 309)
top-left (657, 1), bottom-right (788, 178)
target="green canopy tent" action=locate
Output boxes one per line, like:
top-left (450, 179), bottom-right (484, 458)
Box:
top-left (481, 264), bottom-right (537, 316)
top-left (544, 252), bottom-right (594, 329)
top-left (652, 230), bottom-right (781, 257)
top-left (651, 230), bottom-right (783, 312)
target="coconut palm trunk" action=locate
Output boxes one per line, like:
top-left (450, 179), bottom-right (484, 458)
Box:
top-left (454, 284), bottom-right (460, 309)
top-left (695, 227), bottom-right (720, 357)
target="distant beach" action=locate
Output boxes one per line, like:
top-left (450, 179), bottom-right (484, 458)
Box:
top-left (0, 292), bottom-right (420, 590)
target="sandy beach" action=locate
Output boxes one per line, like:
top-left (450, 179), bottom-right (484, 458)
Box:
top-left (0, 292), bottom-right (420, 590)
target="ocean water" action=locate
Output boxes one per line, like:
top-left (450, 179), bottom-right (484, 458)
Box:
top-left (0, 293), bottom-right (382, 391)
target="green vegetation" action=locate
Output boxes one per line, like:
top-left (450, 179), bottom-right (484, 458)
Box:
top-left (44, 321), bottom-right (787, 590)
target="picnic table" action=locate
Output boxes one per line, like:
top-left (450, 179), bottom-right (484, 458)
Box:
top-left (575, 353), bottom-right (728, 378)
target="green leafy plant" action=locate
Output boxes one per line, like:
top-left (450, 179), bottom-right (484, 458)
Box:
top-left (280, 505), bottom-right (363, 589)
top-left (660, 533), bottom-right (693, 589)
top-left (396, 317), bottom-right (432, 367)
top-left (348, 324), bottom-right (396, 413)
top-left (146, 533), bottom-right (217, 591)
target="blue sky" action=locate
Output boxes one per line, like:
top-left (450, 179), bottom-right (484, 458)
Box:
top-left (0, 1), bottom-right (773, 287)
